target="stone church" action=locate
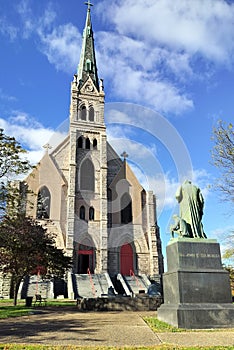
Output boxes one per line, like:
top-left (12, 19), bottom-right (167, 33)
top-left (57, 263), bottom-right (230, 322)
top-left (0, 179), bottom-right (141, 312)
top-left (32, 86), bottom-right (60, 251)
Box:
top-left (24, 5), bottom-right (164, 283)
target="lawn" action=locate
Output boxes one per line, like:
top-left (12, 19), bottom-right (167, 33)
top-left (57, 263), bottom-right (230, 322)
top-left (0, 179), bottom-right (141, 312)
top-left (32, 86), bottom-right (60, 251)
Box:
top-left (0, 299), bottom-right (76, 319)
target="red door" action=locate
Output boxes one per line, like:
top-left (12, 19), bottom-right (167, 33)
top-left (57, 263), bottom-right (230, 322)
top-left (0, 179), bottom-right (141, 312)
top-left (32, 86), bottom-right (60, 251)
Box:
top-left (120, 243), bottom-right (133, 276)
top-left (78, 245), bottom-right (94, 273)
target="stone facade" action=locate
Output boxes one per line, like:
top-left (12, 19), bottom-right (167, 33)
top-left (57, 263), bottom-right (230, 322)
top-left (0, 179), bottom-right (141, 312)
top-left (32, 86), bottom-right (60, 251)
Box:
top-left (24, 7), bottom-right (164, 280)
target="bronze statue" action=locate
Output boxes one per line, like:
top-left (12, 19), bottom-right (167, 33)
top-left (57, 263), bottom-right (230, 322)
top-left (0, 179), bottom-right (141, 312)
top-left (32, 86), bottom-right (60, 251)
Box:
top-left (170, 214), bottom-right (191, 238)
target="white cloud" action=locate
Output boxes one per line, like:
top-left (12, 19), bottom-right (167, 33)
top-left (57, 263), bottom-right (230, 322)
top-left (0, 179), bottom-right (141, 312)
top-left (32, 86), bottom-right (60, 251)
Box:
top-left (3, 0), bottom-right (233, 115)
top-left (1, 1), bottom-right (193, 113)
top-left (98, 0), bottom-right (234, 65)
top-left (0, 17), bottom-right (18, 41)
top-left (0, 89), bottom-right (17, 102)
top-left (38, 23), bottom-right (82, 73)
top-left (0, 113), bottom-right (67, 165)
top-left (8, 1), bottom-right (82, 74)
top-left (106, 118), bottom-right (211, 217)
top-left (96, 31), bottom-right (193, 114)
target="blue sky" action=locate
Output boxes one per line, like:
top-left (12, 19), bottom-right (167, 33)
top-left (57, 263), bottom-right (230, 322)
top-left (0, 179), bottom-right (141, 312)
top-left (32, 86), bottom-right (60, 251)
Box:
top-left (0, 0), bottom-right (233, 262)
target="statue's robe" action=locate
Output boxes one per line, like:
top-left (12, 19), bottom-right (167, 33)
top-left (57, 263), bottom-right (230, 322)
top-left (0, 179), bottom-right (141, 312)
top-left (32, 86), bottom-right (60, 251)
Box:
top-left (176, 180), bottom-right (206, 238)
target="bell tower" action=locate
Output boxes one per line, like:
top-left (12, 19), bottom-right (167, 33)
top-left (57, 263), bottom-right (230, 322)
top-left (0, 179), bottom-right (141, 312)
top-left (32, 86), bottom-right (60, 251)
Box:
top-left (66, 2), bottom-right (108, 273)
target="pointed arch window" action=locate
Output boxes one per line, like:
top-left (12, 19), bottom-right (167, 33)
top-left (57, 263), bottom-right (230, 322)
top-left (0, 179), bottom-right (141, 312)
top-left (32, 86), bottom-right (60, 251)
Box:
top-left (79, 206), bottom-right (86, 220)
top-left (80, 159), bottom-right (95, 191)
top-left (81, 105), bottom-right (86, 120)
top-left (89, 207), bottom-right (95, 221)
top-left (93, 138), bottom-right (97, 149)
top-left (89, 107), bottom-right (94, 121)
top-left (85, 138), bottom-right (90, 149)
top-left (121, 193), bottom-right (132, 224)
top-left (77, 136), bottom-right (83, 149)
top-left (36, 186), bottom-right (51, 219)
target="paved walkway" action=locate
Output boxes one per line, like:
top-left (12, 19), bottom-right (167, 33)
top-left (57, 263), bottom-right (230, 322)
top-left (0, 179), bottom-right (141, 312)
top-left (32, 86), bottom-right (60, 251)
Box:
top-left (0, 308), bottom-right (234, 347)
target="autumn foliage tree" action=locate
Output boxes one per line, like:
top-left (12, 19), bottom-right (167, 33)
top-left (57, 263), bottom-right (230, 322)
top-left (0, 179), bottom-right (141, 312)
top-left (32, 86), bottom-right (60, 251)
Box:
top-left (0, 214), bottom-right (72, 305)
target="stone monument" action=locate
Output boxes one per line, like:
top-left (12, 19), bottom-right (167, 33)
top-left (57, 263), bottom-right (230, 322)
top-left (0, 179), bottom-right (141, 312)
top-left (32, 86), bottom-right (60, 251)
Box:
top-left (157, 180), bottom-right (234, 329)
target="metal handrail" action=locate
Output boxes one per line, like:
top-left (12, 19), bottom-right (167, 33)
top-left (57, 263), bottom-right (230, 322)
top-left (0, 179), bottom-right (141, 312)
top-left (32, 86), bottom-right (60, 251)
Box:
top-left (130, 269), bottom-right (144, 289)
top-left (87, 268), bottom-right (96, 297)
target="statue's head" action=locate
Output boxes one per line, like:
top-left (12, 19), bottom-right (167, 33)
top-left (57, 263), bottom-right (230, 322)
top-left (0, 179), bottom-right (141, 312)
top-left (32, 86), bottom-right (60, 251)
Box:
top-left (183, 179), bottom-right (192, 185)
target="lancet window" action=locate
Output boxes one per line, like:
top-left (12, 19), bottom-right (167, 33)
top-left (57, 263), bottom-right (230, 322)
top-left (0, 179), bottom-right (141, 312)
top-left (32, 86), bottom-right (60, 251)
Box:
top-left (121, 193), bottom-right (132, 224)
top-left (89, 207), bottom-right (95, 220)
top-left (36, 186), bottom-right (51, 219)
top-left (80, 159), bottom-right (95, 191)
top-left (89, 106), bottom-right (94, 121)
top-left (81, 105), bottom-right (86, 120)
top-left (79, 206), bottom-right (86, 220)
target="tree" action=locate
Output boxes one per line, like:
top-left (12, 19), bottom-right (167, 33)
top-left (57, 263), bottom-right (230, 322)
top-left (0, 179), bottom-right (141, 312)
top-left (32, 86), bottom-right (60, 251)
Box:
top-left (224, 265), bottom-right (234, 299)
top-left (211, 120), bottom-right (234, 268)
top-left (0, 129), bottom-right (32, 217)
top-left (0, 214), bottom-right (72, 305)
top-left (0, 128), bottom-right (31, 179)
top-left (223, 231), bottom-right (234, 267)
top-left (211, 120), bottom-right (234, 204)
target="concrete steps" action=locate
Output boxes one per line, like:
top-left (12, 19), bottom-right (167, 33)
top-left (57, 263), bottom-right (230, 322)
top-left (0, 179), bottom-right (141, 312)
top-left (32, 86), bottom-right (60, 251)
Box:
top-left (20, 275), bottom-right (53, 299)
top-left (73, 273), bottom-right (116, 298)
top-left (123, 274), bottom-right (151, 296)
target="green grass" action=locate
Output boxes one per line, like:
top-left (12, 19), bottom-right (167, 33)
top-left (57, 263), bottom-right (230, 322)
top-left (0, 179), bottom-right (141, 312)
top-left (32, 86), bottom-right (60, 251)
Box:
top-left (0, 344), bottom-right (234, 350)
top-left (144, 316), bottom-right (186, 332)
top-left (0, 299), bottom-right (77, 319)
top-left (144, 317), bottom-right (234, 333)
top-left (0, 305), bottom-right (32, 319)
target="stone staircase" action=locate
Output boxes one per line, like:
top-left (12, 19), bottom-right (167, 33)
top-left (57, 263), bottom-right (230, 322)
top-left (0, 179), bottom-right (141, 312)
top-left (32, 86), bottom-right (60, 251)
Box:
top-left (123, 274), bottom-right (151, 296)
top-left (20, 275), bottom-right (53, 299)
top-left (73, 273), bottom-right (116, 298)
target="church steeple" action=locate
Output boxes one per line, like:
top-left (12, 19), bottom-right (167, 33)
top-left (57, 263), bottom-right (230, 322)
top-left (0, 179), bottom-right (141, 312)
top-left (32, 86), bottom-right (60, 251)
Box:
top-left (77, 2), bottom-right (99, 91)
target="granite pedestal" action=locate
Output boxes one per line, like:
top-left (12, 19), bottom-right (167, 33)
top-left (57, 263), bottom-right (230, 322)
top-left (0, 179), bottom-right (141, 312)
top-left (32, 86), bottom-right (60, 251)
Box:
top-left (157, 238), bottom-right (234, 329)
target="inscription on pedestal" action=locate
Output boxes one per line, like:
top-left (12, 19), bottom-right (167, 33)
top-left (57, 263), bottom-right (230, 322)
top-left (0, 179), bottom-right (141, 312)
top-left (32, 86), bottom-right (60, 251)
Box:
top-left (167, 238), bottom-right (222, 271)
top-left (157, 239), bottom-right (234, 329)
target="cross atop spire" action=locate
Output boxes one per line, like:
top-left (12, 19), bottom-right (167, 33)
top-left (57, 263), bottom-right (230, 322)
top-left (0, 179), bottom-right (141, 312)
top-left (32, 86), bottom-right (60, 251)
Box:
top-left (85, 0), bottom-right (93, 11)
top-left (43, 143), bottom-right (52, 153)
top-left (121, 151), bottom-right (129, 160)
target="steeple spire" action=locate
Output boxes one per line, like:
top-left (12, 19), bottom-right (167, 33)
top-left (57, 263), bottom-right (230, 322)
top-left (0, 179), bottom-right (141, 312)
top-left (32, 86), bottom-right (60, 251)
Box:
top-left (77, 2), bottom-right (99, 91)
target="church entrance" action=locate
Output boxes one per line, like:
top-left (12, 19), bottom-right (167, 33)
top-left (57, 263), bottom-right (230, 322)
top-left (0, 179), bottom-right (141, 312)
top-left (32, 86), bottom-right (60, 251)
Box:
top-left (78, 244), bottom-right (94, 273)
top-left (120, 243), bottom-right (134, 276)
